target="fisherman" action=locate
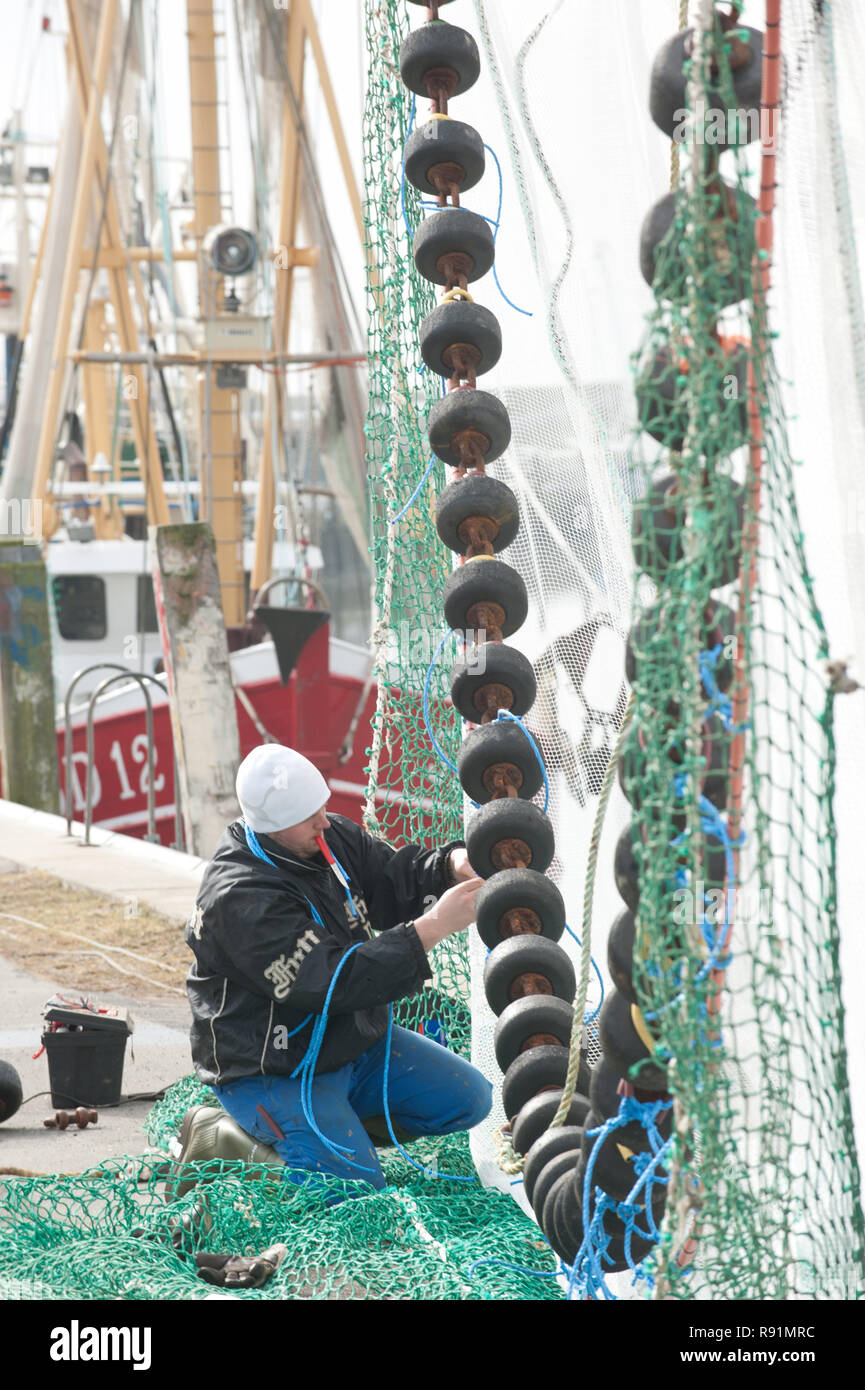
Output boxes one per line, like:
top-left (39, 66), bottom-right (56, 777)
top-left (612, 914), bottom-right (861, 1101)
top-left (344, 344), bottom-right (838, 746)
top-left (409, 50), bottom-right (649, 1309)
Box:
top-left (183, 743), bottom-right (491, 1192)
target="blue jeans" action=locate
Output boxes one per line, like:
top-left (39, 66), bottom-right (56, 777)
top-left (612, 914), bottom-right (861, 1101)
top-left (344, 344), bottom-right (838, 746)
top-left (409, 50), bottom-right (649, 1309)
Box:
top-left (211, 1025), bottom-right (492, 1192)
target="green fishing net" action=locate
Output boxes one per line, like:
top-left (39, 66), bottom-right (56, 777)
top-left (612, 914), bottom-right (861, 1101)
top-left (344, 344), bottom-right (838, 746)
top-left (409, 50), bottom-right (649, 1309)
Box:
top-left (616, 10), bottom-right (865, 1299)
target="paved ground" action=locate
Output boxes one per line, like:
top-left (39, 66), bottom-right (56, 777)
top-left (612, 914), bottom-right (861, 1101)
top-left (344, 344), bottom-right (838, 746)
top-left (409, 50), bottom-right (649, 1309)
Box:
top-left (0, 953), bottom-right (193, 1174)
top-left (0, 799), bottom-right (206, 922)
top-left (0, 798), bottom-right (204, 1173)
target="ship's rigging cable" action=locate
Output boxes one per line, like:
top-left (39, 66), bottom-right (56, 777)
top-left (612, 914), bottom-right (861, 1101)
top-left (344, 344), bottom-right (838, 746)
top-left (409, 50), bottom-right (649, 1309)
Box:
top-left (136, 0), bottom-right (195, 519)
top-left (236, 0), bottom-right (302, 566)
top-left (49, 0), bottom-right (188, 533)
top-left (9, 0), bottom-right (46, 121)
top-left (257, 0), bottom-right (363, 352)
top-left (257, 0), bottom-right (370, 568)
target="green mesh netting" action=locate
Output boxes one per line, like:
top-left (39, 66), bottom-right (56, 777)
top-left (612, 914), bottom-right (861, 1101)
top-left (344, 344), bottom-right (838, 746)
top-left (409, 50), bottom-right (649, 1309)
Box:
top-left (0, 0), bottom-right (565, 1302)
top-left (0, 1122), bottom-right (557, 1301)
top-left (604, 8), bottom-right (865, 1300)
top-left (360, 0), bottom-right (469, 1048)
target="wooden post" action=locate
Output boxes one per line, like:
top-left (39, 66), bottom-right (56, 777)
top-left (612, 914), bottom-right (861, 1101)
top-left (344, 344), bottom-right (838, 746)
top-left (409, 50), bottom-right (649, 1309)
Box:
top-left (0, 540), bottom-right (60, 811)
top-left (151, 522), bottom-right (241, 857)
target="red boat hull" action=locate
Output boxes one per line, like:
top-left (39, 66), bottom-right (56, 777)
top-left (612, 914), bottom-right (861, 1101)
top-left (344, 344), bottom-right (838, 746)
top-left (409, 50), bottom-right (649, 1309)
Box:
top-left (55, 624), bottom-right (406, 847)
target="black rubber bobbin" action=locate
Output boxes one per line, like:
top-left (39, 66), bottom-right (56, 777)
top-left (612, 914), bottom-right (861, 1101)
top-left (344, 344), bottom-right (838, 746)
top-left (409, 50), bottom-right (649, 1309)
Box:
top-left (428, 388), bottom-right (511, 469)
top-left (419, 300), bottom-right (502, 385)
top-left (450, 642), bottom-right (536, 723)
top-left (475, 869), bottom-right (566, 950)
top-left (436, 475), bottom-right (519, 558)
top-left (404, 118), bottom-right (485, 199)
top-left (399, 20), bottom-right (481, 102)
top-left (457, 719), bottom-right (543, 804)
top-left (465, 798), bottom-right (555, 879)
top-left (442, 556), bottom-right (527, 641)
top-left (414, 209), bottom-right (496, 288)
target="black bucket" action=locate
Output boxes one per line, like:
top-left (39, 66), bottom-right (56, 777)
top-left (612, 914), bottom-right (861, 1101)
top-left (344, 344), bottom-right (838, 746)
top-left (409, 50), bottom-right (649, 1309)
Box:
top-left (41, 1002), bottom-right (132, 1108)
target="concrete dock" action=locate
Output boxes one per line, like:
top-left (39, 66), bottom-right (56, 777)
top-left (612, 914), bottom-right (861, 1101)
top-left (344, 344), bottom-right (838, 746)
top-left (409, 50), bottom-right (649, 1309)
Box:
top-left (0, 799), bottom-right (205, 1173)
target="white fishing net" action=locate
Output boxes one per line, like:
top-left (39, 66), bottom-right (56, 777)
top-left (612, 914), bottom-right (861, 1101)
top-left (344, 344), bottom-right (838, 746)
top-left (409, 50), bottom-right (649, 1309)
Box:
top-left (456, 0), bottom-right (865, 1233)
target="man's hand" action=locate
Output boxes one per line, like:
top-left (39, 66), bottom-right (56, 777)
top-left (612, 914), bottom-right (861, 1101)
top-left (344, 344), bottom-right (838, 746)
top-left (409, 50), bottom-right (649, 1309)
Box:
top-left (449, 847), bottom-right (479, 883)
top-left (413, 878), bottom-right (483, 954)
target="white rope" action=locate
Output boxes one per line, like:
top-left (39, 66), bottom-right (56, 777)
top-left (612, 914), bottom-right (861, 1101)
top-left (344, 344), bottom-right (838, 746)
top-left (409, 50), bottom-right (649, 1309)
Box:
top-left (0, 911), bottom-right (186, 996)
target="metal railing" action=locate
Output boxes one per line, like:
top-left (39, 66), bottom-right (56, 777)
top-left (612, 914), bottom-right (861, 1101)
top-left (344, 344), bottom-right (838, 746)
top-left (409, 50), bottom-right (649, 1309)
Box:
top-left (252, 574), bottom-right (329, 611)
top-left (62, 664), bottom-right (184, 850)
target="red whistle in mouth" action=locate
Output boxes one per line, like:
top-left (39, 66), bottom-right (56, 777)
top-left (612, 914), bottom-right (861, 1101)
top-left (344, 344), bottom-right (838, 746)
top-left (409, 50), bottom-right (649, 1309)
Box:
top-left (315, 834), bottom-right (356, 914)
top-left (316, 834), bottom-right (346, 882)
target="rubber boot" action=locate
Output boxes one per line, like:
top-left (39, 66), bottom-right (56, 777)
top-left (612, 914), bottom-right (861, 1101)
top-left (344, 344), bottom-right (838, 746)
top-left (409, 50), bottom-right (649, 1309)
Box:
top-left (169, 1105), bottom-right (283, 1197)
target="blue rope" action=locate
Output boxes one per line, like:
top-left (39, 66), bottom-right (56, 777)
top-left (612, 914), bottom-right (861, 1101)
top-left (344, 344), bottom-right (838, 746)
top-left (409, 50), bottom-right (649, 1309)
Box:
top-left (652, 743), bottom-right (747, 1014)
top-left (380, 1002), bottom-right (475, 1183)
top-left (419, 144), bottom-right (533, 318)
top-left (423, 632), bottom-right (470, 782)
top-left (390, 381), bottom-right (446, 527)
top-left (242, 821), bottom-right (276, 866)
top-left (289, 942), bottom-right (379, 1175)
top-left (483, 141), bottom-right (533, 317)
top-left (389, 455), bottom-right (437, 526)
top-left (399, 106), bottom-right (532, 318)
top-left (278, 1014), bottom-right (315, 1041)
top-left (566, 1097), bottom-right (673, 1299)
top-left (699, 643), bottom-right (734, 728)
top-left (493, 708), bottom-right (549, 813)
top-left (695, 794), bottom-right (740, 971)
top-left (571, 1117), bottom-right (624, 1298)
top-left (623, 1137), bottom-right (673, 1244)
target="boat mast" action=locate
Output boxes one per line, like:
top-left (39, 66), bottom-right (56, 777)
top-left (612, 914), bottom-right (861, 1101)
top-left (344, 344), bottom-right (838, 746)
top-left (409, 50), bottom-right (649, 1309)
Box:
top-left (186, 0), bottom-right (246, 628)
top-left (27, 0), bottom-right (170, 536)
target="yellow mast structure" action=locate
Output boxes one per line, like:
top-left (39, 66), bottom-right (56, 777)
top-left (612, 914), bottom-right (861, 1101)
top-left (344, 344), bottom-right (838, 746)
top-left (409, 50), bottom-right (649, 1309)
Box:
top-left (186, 0), bottom-right (245, 628)
top-left (17, 0), bottom-right (365, 624)
top-left (31, 0), bottom-right (170, 536)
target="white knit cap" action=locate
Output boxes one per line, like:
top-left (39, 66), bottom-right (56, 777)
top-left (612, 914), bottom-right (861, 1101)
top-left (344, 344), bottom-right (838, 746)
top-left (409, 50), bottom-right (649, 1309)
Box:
top-left (236, 744), bottom-right (330, 833)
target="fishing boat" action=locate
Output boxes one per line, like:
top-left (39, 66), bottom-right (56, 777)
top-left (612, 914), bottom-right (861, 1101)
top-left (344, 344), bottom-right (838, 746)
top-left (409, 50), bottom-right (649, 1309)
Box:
top-left (0, 0), bottom-right (378, 845)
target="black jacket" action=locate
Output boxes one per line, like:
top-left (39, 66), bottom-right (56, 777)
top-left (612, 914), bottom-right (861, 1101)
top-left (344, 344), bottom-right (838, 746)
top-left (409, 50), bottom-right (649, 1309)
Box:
top-left (185, 815), bottom-right (463, 1085)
